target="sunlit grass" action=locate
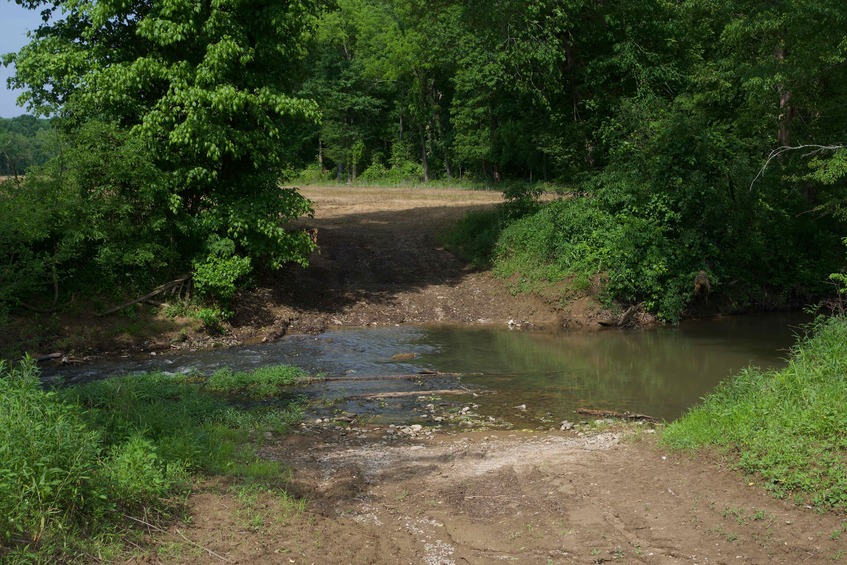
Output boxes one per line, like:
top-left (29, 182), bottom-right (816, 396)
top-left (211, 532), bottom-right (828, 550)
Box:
top-left (0, 361), bottom-right (306, 561)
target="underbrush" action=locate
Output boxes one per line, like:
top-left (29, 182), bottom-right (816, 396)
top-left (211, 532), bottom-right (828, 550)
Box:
top-left (439, 208), bottom-right (507, 269)
top-left (446, 190), bottom-right (837, 321)
top-left (663, 316), bottom-right (847, 510)
top-left (0, 360), bottom-right (306, 562)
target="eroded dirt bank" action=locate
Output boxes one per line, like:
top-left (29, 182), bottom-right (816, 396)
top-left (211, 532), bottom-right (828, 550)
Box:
top-left (228, 186), bottom-right (583, 341)
top-left (6, 186), bottom-right (608, 358)
top-left (150, 425), bottom-right (846, 564)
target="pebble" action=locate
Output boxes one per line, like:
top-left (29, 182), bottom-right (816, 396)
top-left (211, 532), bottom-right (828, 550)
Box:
top-left (560, 420), bottom-right (574, 431)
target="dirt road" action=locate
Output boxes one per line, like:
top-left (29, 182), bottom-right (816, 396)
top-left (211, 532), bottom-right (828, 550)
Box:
top-left (141, 187), bottom-right (845, 564)
top-left (228, 185), bottom-right (576, 341)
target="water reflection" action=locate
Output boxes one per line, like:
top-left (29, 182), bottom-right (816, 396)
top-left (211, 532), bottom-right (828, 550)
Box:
top-left (419, 313), bottom-right (808, 420)
top-left (44, 313), bottom-right (809, 422)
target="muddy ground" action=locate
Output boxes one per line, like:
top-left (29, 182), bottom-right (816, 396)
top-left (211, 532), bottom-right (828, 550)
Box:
top-left (147, 424), bottom-right (847, 564)
top-left (124, 187), bottom-right (845, 564)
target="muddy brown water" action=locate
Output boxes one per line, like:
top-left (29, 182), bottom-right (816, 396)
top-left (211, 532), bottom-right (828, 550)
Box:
top-left (44, 312), bottom-right (808, 425)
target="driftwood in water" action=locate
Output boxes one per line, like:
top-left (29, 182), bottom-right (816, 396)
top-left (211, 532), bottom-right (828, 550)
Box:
top-left (598, 303), bottom-right (642, 328)
top-left (346, 388), bottom-right (487, 400)
top-left (35, 352), bottom-right (63, 363)
top-left (34, 353), bottom-right (83, 365)
top-left (576, 407), bottom-right (658, 422)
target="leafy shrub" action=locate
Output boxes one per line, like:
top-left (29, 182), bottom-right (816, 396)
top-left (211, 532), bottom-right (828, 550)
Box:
top-left (494, 198), bottom-right (613, 295)
top-left (192, 235), bottom-right (252, 302)
top-left (195, 306), bottom-right (228, 332)
top-left (296, 163), bottom-right (333, 184)
top-left (103, 434), bottom-right (188, 512)
top-left (439, 207), bottom-right (506, 269)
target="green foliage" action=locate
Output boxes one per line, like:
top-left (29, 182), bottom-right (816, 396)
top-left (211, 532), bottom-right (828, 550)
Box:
top-left (192, 236), bottom-right (252, 302)
top-left (0, 363), bottom-right (305, 559)
top-left (103, 434), bottom-right (187, 512)
top-left (0, 116), bottom-right (54, 177)
top-left (2, 0), bottom-right (321, 313)
top-left (4, 0), bottom-right (847, 323)
top-left (439, 207), bottom-right (506, 269)
top-left (663, 316), bottom-right (847, 509)
top-left (0, 359), bottom-right (101, 548)
top-left (207, 366), bottom-right (308, 399)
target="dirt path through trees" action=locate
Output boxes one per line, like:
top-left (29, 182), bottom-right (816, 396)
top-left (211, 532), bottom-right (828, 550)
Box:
top-left (229, 185), bottom-right (572, 340)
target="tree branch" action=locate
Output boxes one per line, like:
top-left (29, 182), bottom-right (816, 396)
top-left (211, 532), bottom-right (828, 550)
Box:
top-left (95, 274), bottom-right (191, 317)
top-left (749, 144), bottom-right (847, 192)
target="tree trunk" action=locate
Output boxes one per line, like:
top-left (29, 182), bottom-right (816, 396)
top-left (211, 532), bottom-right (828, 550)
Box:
top-left (421, 133), bottom-right (429, 183)
top-left (775, 44), bottom-right (793, 147)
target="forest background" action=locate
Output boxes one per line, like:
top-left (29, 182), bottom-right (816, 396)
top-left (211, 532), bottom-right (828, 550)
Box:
top-left (2, 0), bottom-right (847, 325)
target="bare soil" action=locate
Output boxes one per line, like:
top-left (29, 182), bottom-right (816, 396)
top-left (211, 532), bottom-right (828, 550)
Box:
top-left (146, 426), bottom-right (846, 564)
top-left (227, 185), bottom-right (603, 342)
top-left (127, 186), bottom-right (844, 564)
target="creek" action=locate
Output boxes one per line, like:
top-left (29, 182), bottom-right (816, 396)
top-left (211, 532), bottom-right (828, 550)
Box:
top-left (44, 312), bottom-right (808, 425)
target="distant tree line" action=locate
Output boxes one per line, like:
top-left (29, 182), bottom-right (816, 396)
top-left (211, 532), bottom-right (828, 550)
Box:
top-left (0, 115), bottom-right (52, 177)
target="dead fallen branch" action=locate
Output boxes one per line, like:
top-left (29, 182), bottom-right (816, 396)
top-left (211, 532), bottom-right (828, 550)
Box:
top-left (598, 303), bottom-right (642, 327)
top-left (576, 408), bottom-right (658, 422)
top-left (96, 274), bottom-right (190, 317)
top-left (123, 515), bottom-right (233, 563)
top-left (346, 388), bottom-right (489, 400)
top-left (35, 352), bottom-right (63, 363)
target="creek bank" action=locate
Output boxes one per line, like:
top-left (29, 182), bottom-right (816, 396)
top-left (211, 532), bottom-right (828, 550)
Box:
top-left (5, 186), bottom-right (627, 361)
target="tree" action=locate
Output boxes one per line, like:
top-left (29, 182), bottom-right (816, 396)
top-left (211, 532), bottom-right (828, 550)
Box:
top-left (2, 0), bottom-right (323, 305)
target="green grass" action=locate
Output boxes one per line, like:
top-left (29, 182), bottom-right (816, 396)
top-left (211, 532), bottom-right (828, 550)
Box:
top-left (207, 365), bottom-right (307, 398)
top-left (0, 360), bottom-right (306, 562)
top-left (663, 316), bottom-right (847, 509)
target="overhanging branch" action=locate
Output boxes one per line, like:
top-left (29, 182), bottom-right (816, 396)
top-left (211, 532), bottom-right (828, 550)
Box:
top-left (750, 144), bottom-right (847, 192)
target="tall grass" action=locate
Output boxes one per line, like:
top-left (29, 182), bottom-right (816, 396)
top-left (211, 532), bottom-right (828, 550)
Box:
top-left (0, 361), bottom-right (305, 561)
top-left (663, 316), bottom-right (847, 509)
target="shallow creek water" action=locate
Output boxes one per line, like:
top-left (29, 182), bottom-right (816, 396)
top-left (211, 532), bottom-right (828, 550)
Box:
top-left (44, 312), bottom-right (808, 425)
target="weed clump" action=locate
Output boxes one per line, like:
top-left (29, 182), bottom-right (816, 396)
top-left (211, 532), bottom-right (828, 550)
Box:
top-left (0, 361), bottom-right (305, 561)
top-left (663, 316), bottom-right (847, 509)
top-left (207, 365), bottom-right (307, 398)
